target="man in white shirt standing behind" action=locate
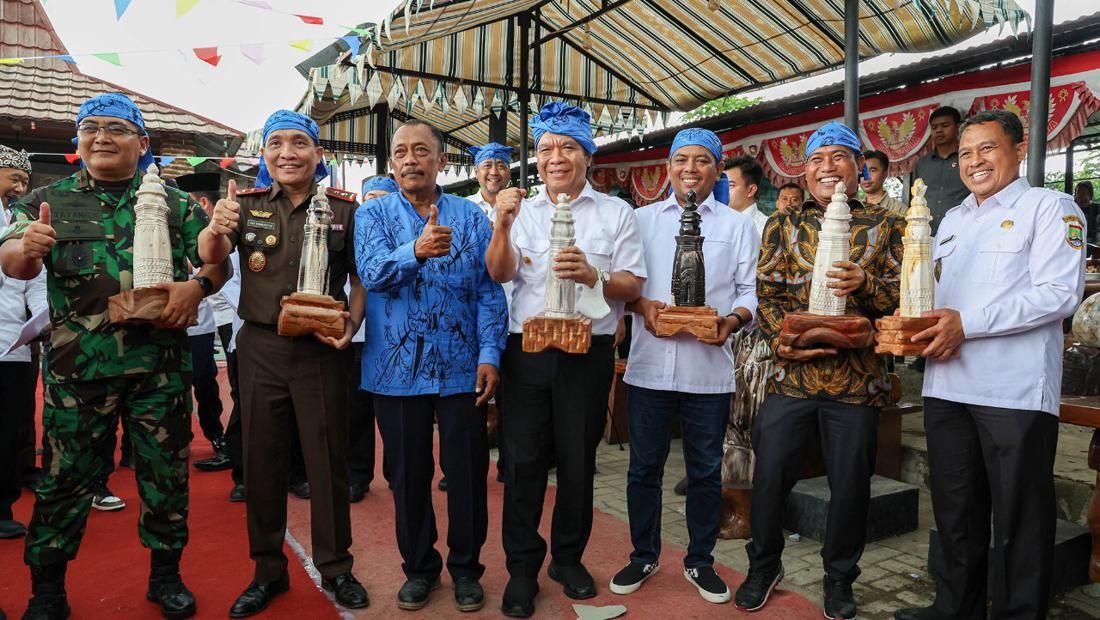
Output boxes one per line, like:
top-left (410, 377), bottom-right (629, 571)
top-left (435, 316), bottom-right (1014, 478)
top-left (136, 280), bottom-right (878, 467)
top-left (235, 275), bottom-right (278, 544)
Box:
top-left (897, 109), bottom-right (1085, 620)
top-left (468, 142), bottom-right (513, 222)
top-left (724, 155), bottom-right (768, 237)
top-left (609, 128), bottom-right (758, 603)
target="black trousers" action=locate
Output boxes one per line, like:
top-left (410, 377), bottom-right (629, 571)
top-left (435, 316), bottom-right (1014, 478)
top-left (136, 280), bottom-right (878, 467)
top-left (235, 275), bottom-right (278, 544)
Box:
top-left (0, 361), bottom-right (35, 520)
top-left (237, 323), bottom-right (352, 582)
top-left (374, 392), bottom-right (488, 580)
top-left (217, 324), bottom-right (244, 485)
top-left (923, 398), bottom-right (1059, 620)
top-left (346, 342), bottom-right (381, 487)
top-left (747, 394), bottom-right (879, 582)
top-left (498, 335), bottom-right (615, 579)
top-left (188, 333), bottom-right (224, 445)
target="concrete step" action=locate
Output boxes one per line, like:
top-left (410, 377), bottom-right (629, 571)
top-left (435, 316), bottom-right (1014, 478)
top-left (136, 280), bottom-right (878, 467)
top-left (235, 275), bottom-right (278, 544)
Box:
top-left (783, 475), bottom-right (919, 543)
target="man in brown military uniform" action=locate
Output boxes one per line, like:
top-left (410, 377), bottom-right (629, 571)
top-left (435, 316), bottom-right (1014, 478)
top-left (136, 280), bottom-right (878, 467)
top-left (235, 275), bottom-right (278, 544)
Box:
top-left (198, 110), bottom-right (369, 616)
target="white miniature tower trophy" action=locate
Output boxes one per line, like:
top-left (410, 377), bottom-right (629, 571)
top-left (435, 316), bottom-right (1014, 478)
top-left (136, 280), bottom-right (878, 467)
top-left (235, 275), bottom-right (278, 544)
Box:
top-left (522, 193), bottom-right (592, 353)
top-left (277, 183), bottom-right (345, 339)
top-left (875, 179), bottom-right (939, 355)
top-left (779, 180), bottom-right (874, 350)
top-left (108, 164), bottom-right (174, 324)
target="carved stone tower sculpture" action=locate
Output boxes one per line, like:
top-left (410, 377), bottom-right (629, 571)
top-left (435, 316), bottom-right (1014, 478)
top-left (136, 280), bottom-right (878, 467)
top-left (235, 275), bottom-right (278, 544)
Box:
top-left (108, 164), bottom-right (173, 324)
top-left (523, 192), bottom-right (592, 353)
top-left (277, 184), bottom-right (345, 339)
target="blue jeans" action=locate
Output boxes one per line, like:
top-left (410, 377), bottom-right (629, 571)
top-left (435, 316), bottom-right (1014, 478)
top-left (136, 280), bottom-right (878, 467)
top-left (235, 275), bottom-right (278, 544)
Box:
top-left (626, 385), bottom-right (730, 569)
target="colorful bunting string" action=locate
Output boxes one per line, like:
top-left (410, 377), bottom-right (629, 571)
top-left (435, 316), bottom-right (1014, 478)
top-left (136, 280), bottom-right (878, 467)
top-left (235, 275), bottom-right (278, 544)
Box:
top-left (114, 0), bottom-right (132, 20)
top-left (176, 0), bottom-right (199, 19)
top-left (193, 47), bottom-right (221, 67)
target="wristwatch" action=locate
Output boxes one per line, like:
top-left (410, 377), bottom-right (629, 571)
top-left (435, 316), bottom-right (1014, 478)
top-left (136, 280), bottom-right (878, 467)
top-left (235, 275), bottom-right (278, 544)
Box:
top-left (596, 268), bottom-right (611, 285)
top-left (194, 275), bottom-right (214, 298)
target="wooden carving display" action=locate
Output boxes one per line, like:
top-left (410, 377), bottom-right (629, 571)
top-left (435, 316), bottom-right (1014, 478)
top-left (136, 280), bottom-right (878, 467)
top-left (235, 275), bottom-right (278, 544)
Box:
top-left (875, 179), bottom-right (939, 355)
top-left (779, 181), bottom-right (872, 349)
top-left (655, 190), bottom-right (719, 340)
top-left (277, 185), bottom-right (345, 339)
top-left (522, 192), bottom-right (592, 353)
top-left (109, 164), bottom-right (172, 325)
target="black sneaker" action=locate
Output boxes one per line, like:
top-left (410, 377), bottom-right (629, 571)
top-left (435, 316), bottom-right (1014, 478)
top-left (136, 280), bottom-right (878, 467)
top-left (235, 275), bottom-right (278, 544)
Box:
top-left (453, 577), bottom-right (484, 612)
top-left (734, 563), bottom-right (783, 611)
top-left (684, 566), bottom-right (730, 604)
top-left (608, 562), bottom-right (659, 595)
top-left (823, 576), bottom-right (856, 619)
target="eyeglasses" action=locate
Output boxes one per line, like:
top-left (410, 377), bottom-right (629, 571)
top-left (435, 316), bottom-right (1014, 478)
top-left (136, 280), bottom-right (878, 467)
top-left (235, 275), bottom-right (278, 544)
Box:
top-left (77, 122), bottom-right (142, 137)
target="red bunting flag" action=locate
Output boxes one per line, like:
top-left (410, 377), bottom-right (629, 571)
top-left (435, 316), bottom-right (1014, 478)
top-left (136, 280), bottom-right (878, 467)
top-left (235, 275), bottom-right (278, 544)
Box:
top-left (295, 14), bottom-right (323, 25)
top-left (194, 47), bottom-right (221, 67)
top-left (64, 153), bottom-right (81, 164)
top-left (219, 157), bottom-right (236, 168)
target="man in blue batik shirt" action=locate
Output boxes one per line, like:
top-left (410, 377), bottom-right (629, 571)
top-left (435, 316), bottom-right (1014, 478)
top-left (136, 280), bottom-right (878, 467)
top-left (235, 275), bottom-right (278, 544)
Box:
top-left (355, 119), bottom-right (507, 614)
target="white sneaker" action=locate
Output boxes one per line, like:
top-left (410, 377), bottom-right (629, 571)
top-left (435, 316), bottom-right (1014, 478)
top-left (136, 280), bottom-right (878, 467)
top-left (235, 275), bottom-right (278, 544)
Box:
top-left (684, 566), bottom-right (731, 604)
top-left (92, 490), bottom-right (125, 511)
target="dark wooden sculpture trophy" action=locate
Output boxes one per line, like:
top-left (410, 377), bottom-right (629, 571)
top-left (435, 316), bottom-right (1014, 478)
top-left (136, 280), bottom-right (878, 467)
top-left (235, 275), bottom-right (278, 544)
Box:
top-left (654, 190), bottom-right (718, 339)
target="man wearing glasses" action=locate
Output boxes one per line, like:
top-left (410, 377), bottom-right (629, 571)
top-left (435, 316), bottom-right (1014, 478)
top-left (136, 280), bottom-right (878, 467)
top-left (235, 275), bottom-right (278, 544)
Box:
top-left (0, 93), bottom-right (230, 619)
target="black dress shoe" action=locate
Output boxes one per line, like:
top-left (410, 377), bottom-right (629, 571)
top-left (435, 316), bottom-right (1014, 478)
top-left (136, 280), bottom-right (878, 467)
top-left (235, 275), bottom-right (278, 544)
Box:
top-left (453, 577), bottom-right (484, 612)
top-left (501, 576), bottom-right (537, 618)
top-left (322, 573), bottom-right (369, 609)
top-left (673, 476), bottom-right (689, 496)
top-left (146, 573), bottom-right (196, 619)
top-left (396, 576), bottom-right (440, 611)
top-left (894, 607), bottom-right (953, 620)
top-left (548, 562), bottom-right (596, 600)
top-left (288, 481), bottom-right (310, 499)
top-left (823, 576), bottom-right (857, 619)
top-left (437, 477), bottom-right (447, 492)
top-left (228, 483), bottom-right (245, 503)
top-left (229, 575), bottom-right (290, 618)
top-left (348, 483), bottom-right (368, 504)
top-left (0, 519), bottom-right (27, 539)
top-left (193, 453), bottom-right (232, 472)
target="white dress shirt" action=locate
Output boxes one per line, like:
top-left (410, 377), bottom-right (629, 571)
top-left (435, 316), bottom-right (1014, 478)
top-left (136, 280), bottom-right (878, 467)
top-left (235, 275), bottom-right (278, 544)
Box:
top-left (219, 251), bottom-right (243, 353)
top-left (923, 178), bottom-right (1085, 416)
top-left (0, 205), bottom-right (47, 362)
top-left (738, 202), bottom-right (769, 238)
top-left (623, 194), bottom-right (760, 393)
top-left (507, 182), bottom-right (647, 335)
top-left (345, 279), bottom-right (366, 343)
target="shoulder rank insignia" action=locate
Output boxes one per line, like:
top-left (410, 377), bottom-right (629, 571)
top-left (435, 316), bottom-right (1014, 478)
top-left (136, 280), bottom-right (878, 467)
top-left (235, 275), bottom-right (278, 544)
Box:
top-left (249, 209), bottom-right (273, 218)
top-left (325, 187), bottom-right (357, 202)
top-left (1065, 215), bottom-right (1084, 250)
top-left (1000, 220), bottom-right (1014, 229)
top-left (237, 186), bottom-right (268, 196)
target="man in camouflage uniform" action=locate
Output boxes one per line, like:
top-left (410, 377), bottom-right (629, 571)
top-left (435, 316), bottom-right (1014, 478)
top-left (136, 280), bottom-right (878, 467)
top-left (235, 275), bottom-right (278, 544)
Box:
top-left (0, 93), bottom-right (230, 620)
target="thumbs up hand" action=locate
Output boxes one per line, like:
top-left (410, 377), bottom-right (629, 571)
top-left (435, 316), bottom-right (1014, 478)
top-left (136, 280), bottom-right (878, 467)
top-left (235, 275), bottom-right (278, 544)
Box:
top-left (414, 204), bottom-right (452, 260)
top-left (22, 202), bottom-right (56, 260)
top-left (208, 179), bottom-right (240, 236)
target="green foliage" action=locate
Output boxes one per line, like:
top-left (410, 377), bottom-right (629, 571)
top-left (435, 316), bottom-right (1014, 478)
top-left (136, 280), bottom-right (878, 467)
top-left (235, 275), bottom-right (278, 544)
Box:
top-left (1045, 150), bottom-right (1100, 193)
top-left (682, 95), bottom-right (762, 122)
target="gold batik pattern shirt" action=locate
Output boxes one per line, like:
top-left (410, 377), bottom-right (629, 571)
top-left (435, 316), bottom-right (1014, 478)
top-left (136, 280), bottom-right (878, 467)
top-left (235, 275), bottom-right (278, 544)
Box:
top-left (756, 199), bottom-right (905, 407)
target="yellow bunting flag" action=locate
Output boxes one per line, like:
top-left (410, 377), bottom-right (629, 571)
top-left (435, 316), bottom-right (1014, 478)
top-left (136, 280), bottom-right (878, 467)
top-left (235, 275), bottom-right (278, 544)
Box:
top-left (289, 39), bottom-right (313, 52)
top-left (0, 58), bottom-right (25, 65)
top-left (176, 0), bottom-right (199, 18)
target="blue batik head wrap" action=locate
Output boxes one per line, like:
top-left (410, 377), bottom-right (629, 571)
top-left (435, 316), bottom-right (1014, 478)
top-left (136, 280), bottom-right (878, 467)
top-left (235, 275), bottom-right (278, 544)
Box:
top-left (806, 121), bottom-right (868, 180)
top-left (255, 109), bottom-right (330, 189)
top-left (469, 142), bottom-right (514, 167)
top-left (74, 93), bottom-right (155, 171)
top-left (361, 175), bottom-right (398, 195)
top-left (529, 102), bottom-right (597, 155)
top-left (667, 128), bottom-right (729, 204)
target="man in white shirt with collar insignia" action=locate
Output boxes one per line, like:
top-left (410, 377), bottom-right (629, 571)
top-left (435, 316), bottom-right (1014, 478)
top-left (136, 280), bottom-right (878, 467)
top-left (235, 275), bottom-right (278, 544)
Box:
top-left (487, 102), bottom-right (646, 618)
top-left (897, 109), bottom-right (1085, 620)
top-left (609, 128), bottom-right (758, 604)
top-left (725, 155), bottom-right (768, 237)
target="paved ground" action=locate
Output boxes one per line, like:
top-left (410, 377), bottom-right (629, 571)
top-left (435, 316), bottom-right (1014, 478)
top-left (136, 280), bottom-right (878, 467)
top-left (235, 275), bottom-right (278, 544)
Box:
top-left (564, 438), bottom-right (1100, 619)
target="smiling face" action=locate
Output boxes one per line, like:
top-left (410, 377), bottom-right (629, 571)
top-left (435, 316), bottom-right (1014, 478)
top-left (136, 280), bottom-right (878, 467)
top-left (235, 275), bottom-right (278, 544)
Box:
top-left (390, 123), bottom-right (446, 196)
top-left (0, 167), bottom-right (29, 207)
top-left (536, 133), bottom-right (591, 199)
top-left (776, 186), bottom-right (804, 210)
top-left (667, 145), bottom-right (722, 206)
top-left (76, 115), bottom-right (149, 181)
top-left (805, 145), bottom-right (862, 206)
top-left (958, 120), bottom-right (1026, 205)
top-left (475, 158), bottom-right (510, 197)
top-left (261, 129), bottom-right (324, 190)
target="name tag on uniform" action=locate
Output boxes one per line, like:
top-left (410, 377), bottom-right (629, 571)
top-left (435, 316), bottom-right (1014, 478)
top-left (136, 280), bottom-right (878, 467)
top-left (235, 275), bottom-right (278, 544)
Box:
top-left (246, 219), bottom-right (275, 231)
top-left (331, 224), bottom-right (344, 232)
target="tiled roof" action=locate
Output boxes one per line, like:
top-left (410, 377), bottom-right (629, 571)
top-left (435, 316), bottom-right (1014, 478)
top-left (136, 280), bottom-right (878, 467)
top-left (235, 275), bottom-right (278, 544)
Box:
top-left (0, 0), bottom-right (241, 138)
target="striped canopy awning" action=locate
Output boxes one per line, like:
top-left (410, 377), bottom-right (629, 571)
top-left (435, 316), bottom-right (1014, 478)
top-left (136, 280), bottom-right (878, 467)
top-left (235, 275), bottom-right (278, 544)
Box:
top-left (300, 0), bottom-right (1028, 157)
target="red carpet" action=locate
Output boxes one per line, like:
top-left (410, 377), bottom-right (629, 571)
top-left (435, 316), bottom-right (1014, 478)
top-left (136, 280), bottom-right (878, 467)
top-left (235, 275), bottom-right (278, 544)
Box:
top-left (2, 366), bottom-right (821, 619)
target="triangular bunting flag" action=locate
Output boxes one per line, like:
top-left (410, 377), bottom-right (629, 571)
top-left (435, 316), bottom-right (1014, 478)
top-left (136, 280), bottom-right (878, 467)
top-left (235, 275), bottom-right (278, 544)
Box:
top-left (295, 14), bottom-right (323, 25)
top-left (452, 86), bottom-right (468, 116)
top-left (219, 157), bottom-right (235, 168)
top-left (366, 72), bottom-right (383, 109)
top-left (193, 47), bottom-right (221, 67)
top-left (237, 0), bottom-right (271, 9)
top-left (158, 156), bottom-right (177, 167)
top-left (240, 43), bottom-right (264, 65)
top-left (114, 0), bottom-right (132, 19)
top-left (329, 68), bottom-right (348, 98)
top-left (93, 53), bottom-right (122, 66)
top-left (63, 153), bottom-right (80, 164)
top-left (186, 156), bottom-right (207, 167)
top-left (289, 40), bottom-right (313, 52)
top-left (340, 35), bottom-right (361, 56)
top-left (176, 0), bottom-right (199, 19)
top-left (471, 88), bottom-right (485, 115)
top-left (0, 58), bottom-right (24, 65)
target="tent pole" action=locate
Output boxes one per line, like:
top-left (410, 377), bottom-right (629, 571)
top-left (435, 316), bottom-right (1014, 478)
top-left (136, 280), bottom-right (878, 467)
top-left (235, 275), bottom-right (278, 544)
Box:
top-left (519, 13), bottom-right (531, 190)
top-left (374, 102), bottom-right (389, 176)
top-left (1027, 0), bottom-right (1054, 186)
top-left (1065, 142), bottom-right (1075, 195)
top-left (843, 0), bottom-right (859, 132)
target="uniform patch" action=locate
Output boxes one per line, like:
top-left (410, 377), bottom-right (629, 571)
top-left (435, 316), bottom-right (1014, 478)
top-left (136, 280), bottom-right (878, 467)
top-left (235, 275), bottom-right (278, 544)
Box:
top-left (265, 234), bottom-right (277, 246)
top-left (1066, 215), bottom-right (1084, 250)
top-left (248, 250), bottom-right (266, 272)
top-left (246, 219), bottom-right (275, 231)
top-left (244, 232), bottom-right (256, 243)
top-left (249, 209), bottom-right (273, 218)
top-left (1000, 220), bottom-right (1014, 229)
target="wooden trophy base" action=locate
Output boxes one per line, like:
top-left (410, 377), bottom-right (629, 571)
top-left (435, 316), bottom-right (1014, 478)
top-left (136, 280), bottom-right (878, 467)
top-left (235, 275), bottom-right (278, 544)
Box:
top-left (522, 314), bottom-right (592, 353)
top-left (108, 287), bottom-right (169, 325)
top-left (779, 312), bottom-right (874, 349)
top-left (874, 316), bottom-right (939, 355)
top-left (278, 292), bottom-right (345, 339)
top-left (719, 487), bottom-right (752, 540)
top-left (654, 305), bottom-right (719, 339)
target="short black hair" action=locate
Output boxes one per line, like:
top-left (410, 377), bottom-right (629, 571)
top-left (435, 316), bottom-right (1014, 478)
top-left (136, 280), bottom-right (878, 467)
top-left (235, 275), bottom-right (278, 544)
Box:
top-left (960, 109), bottom-right (1025, 145)
top-left (725, 155), bottom-right (762, 187)
top-left (397, 119), bottom-right (445, 154)
top-left (1077, 181), bottom-right (1094, 197)
top-left (190, 190), bottom-right (220, 206)
top-left (930, 106), bottom-right (962, 124)
top-left (863, 149), bottom-right (889, 169)
top-left (778, 182), bottom-right (802, 193)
